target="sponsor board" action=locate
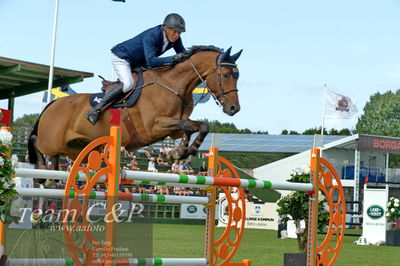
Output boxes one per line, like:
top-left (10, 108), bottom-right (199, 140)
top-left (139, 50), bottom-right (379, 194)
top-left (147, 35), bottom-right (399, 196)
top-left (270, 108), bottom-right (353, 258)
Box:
top-left (361, 184), bottom-right (388, 244)
top-left (217, 193), bottom-right (279, 230)
top-left (180, 204), bottom-right (219, 219)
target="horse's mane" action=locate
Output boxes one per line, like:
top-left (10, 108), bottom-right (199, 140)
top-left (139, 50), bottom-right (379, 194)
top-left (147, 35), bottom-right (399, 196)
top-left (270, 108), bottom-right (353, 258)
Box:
top-left (174, 45), bottom-right (222, 64)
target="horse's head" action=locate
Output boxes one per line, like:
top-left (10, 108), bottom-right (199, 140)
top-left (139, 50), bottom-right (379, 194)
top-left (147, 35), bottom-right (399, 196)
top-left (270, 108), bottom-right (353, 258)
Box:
top-left (205, 47), bottom-right (243, 116)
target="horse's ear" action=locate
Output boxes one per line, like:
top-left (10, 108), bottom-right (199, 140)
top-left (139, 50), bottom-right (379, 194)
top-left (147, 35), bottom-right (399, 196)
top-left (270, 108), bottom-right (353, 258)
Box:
top-left (232, 49), bottom-right (243, 62)
top-left (221, 47), bottom-right (232, 61)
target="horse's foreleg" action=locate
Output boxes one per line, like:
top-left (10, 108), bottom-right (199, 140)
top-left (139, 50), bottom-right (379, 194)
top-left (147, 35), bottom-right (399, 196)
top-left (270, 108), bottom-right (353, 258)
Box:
top-left (186, 120), bottom-right (209, 156)
top-left (172, 120), bottom-right (197, 160)
top-left (153, 118), bottom-right (196, 160)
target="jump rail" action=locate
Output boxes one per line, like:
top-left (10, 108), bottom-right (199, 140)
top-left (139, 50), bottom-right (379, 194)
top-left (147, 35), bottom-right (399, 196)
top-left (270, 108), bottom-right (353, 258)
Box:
top-left (16, 187), bottom-right (209, 204)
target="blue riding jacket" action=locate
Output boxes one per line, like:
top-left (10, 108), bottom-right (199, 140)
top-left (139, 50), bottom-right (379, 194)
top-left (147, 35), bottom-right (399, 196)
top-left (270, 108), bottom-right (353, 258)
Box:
top-left (111, 25), bottom-right (186, 68)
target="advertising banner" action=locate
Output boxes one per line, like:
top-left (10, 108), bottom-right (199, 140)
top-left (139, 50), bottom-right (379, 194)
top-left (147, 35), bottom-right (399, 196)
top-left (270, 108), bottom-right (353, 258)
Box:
top-left (180, 204), bottom-right (219, 219)
top-left (361, 184), bottom-right (388, 244)
top-left (217, 193), bottom-right (279, 230)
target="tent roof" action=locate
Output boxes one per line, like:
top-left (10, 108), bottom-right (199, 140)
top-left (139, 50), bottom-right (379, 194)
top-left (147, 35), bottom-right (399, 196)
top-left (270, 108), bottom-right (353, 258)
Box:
top-left (0, 56), bottom-right (93, 99)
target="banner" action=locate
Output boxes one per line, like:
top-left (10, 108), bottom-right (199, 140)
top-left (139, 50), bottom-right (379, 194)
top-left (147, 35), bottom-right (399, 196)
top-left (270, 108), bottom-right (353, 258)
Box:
top-left (324, 90), bottom-right (358, 118)
top-left (217, 193), bottom-right (279, 230)
top-left (360, 184), bottom-right (388, 245)
top-left (0, 108), bottom-right (12, 125)
top-left (357, 135), bottom-right (400, 154)
top-left (180, 203), bottom-right (218, 219)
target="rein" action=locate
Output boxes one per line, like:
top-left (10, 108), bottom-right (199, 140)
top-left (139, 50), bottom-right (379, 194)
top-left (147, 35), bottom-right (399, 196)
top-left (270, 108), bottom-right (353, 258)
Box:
top-left (134, 53), bottom-right (239, 107)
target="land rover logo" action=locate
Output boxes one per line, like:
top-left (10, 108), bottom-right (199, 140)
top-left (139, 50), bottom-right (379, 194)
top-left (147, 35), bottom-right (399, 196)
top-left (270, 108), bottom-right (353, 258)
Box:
top-left (187, 205), bottom-right (197, 213)
top-left (367, 205), bottom-right (384, 219)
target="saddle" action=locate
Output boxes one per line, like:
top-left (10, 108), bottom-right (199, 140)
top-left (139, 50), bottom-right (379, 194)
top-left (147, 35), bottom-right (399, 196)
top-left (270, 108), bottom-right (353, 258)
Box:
top-left (100, 67), bottom-right (147, 93)
top-left (89, 70), bottom-right (144, 109)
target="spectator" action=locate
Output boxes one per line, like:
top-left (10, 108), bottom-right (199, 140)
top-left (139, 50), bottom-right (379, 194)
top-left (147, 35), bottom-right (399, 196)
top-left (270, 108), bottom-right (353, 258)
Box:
top-left (129, 156), bottom-right (140, 170)
top-left (66, 157), bottom-right (74, 172)
top-left (182, 159), bottom-right (194, 174)
top-left (164, 145), bottom-right (172, 155)
top-left (148, 158), bottom-right (158, 172)
top-left (174, 186), bottom-right (183, 196)
top-left (159, 144), bottom-right (165, 155)
top-left (143, 147), bottom-right (152, 159)
top-left (156, 153), bottom-right (168, 166)
top-left (123, 146), bottom-right (134, 158)
top-left (199, 161), bottom-right (208, 176)
top-left (178, 161), bottom-right (184, 173)
top-left (171, 160), bottom-right (179, 173)
top-left (158, 186), bottom-right (170, 195)
top-left (138, 185), bottom-right (146, 194)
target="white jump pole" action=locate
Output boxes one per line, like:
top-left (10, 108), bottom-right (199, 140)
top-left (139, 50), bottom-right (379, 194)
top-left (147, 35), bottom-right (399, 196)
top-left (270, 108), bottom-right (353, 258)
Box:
top-left (15, 168), bottom-right (312, 191)
top-left (15, 188), bottom-right (209, 205)
top-left (14, 168), bottom-right (209, 188)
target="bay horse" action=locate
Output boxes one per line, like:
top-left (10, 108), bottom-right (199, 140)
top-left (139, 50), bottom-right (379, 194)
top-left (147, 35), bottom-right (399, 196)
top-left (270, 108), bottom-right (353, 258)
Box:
top-left (28, 46), bottom-right (242, 168)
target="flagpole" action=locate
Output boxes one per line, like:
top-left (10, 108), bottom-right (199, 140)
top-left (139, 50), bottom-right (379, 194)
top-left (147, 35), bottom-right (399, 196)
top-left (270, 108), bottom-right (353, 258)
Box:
top-left (319, 84), bottom-right (327, 156)
top-left (46, 0), bottom-right (60, 107)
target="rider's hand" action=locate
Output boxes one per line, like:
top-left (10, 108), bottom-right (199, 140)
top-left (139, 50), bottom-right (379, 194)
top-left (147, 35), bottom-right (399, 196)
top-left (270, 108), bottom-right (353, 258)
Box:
top-left (172, 53), bottom-right (187, 64)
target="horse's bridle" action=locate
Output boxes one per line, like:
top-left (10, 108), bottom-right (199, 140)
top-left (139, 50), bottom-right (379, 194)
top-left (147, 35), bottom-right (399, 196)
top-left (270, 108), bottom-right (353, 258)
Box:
top-left (147, 53), bottom-right (239, 107)
top-left (189, 54), bottom-right (239, 107)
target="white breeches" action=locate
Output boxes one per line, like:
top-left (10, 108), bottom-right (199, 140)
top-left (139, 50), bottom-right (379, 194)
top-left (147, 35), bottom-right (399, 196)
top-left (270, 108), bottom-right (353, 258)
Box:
top-left (111, 53), bottom-right (135, 93)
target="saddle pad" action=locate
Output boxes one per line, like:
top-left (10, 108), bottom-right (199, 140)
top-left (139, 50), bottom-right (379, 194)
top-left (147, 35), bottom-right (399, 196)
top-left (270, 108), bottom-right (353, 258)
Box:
top-left (89, 86), bottom-right (143, 108)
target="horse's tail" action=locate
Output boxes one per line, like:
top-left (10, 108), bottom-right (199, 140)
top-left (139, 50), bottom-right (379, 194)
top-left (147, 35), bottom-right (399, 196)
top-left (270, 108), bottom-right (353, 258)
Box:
top-left (28, 118), bottom-right (40, 164)
top-left (28, 101), bottom-right (55, 164)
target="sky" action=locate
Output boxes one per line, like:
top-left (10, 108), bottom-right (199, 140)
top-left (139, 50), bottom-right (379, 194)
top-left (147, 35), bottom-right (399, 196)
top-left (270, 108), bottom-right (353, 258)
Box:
top-left (1, 0), bottom-right (399, 134)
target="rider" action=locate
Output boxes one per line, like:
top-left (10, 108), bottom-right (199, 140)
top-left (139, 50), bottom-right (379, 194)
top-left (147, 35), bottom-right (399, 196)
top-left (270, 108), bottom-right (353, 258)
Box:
top-left (86, 13), bottom-right (187, 125)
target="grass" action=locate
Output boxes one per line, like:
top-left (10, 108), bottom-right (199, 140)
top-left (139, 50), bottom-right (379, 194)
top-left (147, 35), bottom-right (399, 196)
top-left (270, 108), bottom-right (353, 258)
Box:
top-left (6, 224), bottom-right (400, 265)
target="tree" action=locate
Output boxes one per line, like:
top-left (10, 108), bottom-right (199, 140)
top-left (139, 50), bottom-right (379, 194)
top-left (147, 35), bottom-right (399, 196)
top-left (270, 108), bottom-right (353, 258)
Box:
top-left (288, 130), bottom-right (300, 135)
top-left (14, 113), bottom-right (39, 127)
top-left (302, 127), bottom-right (327, 135)
top-left (338, 128), bottom-right (352, 135)
top-left (199, 119), bottom-right (268, 134)
top-left (356, 91), bottom-right (400, 137)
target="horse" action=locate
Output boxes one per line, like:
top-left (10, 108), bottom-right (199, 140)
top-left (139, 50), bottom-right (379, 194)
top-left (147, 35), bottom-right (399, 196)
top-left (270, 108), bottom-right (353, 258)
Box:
top-left (28, 45), bottom-right (242, 168)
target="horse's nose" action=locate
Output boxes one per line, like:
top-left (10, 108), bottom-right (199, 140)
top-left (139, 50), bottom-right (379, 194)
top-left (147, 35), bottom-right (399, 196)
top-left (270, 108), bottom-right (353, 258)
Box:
top-left (229, 104), bottom-right (240, 116)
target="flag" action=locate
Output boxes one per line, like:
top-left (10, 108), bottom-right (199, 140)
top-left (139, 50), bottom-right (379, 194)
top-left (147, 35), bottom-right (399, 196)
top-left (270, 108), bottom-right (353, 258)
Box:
top-left (324, 90), bottom-right (358, 119)
top-left (0, 109), bottom-right (12, 125)
top-left (192, 82), bottom-right (211, 104)
top-left (108, 109), bottom-right (121, 125)
top-left (43, 85), bottom-right (77, 102)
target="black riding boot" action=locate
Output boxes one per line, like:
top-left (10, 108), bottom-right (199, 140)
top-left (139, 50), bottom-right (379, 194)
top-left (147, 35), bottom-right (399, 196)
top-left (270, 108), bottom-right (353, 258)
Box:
top-left (86, 82), bottom-right (124, 125)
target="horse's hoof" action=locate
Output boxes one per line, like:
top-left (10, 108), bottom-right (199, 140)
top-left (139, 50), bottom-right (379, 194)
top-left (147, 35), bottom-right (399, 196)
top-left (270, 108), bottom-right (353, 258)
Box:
top-left (166, 152), bottom-right (174, 162)
top-left (188, 149), bottom-right (198, 156)
top-left (169, 150), bottom-right (180, 160)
